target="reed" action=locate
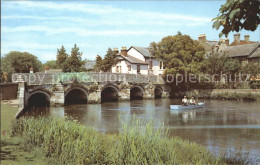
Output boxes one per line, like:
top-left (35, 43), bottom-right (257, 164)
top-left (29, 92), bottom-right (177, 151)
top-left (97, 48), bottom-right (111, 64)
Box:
top-left (10, 117), bottom-right (224, 164)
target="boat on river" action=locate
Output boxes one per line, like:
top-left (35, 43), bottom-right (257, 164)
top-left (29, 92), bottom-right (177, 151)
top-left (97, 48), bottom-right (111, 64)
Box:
top-left (170, 102), bottom-right (205, 110)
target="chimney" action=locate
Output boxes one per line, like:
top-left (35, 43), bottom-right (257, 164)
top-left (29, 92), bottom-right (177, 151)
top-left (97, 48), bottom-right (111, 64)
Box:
top-left (113, 47), bottom-right (119, 54)
top-left (244, 35), bottom-right (250, 43)
top-left (234, 33), bottom-right (240, 44)
top-left (30, 67), bottom-right (34, 73)
top-left (225, 38), bottom-right (229, 45)
top-left (198, 34), bottom-right (206, 44)
top-left (121, 46), bottom-right (127, 56)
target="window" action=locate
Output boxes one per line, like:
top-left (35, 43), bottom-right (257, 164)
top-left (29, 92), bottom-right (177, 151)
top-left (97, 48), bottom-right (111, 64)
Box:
top-left (116, 66), bottom-right (120, 73)
top-left (159, 61), bottom-right (163, 69)
top-left (149, 61), bottom-right (153, 69)
top-left (128, 65), bottom-right (131, 71)
top-left (137, 65), bottom-right (140, 74)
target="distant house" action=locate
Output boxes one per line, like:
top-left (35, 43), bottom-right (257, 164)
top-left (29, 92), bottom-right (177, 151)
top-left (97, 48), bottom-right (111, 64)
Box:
top-left (198, 34), bottom-right (220, 52)
top-left (111, 46), bottom-right (164, 75)
top-left (219, 43), bottom-right (260, 66)
top-left (85, 60), bottom-right (95, 72)
top-left (229, 33), bottom-right (257, 46)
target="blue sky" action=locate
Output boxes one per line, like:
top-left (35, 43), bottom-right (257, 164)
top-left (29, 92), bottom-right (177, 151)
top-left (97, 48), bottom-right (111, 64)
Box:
top-left (2, 1), bottom-right (260, 63)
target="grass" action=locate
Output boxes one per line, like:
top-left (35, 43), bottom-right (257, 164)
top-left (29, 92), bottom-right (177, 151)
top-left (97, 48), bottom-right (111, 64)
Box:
top-left (1, 102), bottom-right (58, 165)
top-left (10, 116), bottom-right (224, 164)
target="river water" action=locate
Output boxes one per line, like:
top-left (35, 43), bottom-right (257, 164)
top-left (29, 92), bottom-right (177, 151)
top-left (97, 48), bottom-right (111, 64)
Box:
top-left (25, 99), bottom-right (260, 159)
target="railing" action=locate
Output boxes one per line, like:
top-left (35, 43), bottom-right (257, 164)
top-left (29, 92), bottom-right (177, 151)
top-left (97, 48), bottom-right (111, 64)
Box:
top-left (12, 73), bottom-right (165, 85)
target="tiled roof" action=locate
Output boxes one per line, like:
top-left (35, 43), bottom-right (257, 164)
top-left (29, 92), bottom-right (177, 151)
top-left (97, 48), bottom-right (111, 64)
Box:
top-left (229, 40), bottom-right (257, 46)
top-left (248, 46), bottom-right (260, 58)
top-left (116, 53), bottom-right (148, 65)
top-left (130, 46), bottom-right (153, 58)
top-left (219, 43), bottom-right (260, 58)
top-left (206, 40), bottom-right (218, 46)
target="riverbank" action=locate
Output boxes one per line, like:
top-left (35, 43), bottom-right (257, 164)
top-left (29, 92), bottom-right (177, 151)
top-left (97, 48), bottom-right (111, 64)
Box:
top-left (10, 116), bottom-right (224, 164)
top-left (174, 89), bottom-right (260, 101)
top-left (1, 103), bottom-right (57, 164)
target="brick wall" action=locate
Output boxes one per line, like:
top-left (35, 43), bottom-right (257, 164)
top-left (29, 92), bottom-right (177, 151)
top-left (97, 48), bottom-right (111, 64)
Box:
top-left (0, 83), bottom-right (18, 100)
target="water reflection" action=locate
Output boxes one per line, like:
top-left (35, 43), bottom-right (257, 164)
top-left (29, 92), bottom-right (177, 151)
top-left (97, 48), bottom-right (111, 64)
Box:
top-left (24, 99), bottom-right (260, 159)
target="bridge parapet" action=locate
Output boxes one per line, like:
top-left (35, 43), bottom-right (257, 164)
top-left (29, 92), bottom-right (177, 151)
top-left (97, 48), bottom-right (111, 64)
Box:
top-left (12, 73), bottom-right (165, 85)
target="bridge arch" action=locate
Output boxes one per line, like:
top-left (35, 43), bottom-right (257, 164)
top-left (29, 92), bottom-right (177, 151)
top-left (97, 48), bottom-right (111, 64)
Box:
top-left (130, 85), bottom-right (144, 100)
top-left (65, 87), bottom-right (88, 105)
top-left (154, 86), bottom-right (163, 98)
top-left (27, 90), bottom-right (51, 107)
top-left (101, 84), bottom-right (119, 103)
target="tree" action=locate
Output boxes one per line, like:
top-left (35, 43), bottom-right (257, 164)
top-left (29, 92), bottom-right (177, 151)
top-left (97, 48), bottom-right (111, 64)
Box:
top-left (150, 33), bottom-right (205, 91)
top-left (1, 51), bottom-right (42, 81)
top-left (150, 33), bottom-right (205, 75)
top-left (63, 44), bottom-right (85, 72)
top-left (212, 0), bottom-right (260, 37)
top-left (1, 51), bottom-right (42, 73)
top-left (56, 45), bottom-right (68, 68)
top-left (101, 48), bottom-right (118, 72)
top-left (41, 60), bottom-right (58, 71)
top-left (94, 55), bottom-right (103, 72)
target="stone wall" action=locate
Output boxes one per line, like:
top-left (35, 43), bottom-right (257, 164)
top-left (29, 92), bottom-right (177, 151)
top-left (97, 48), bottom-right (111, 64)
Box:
top-left (0, 83), bottom-right (18, 100)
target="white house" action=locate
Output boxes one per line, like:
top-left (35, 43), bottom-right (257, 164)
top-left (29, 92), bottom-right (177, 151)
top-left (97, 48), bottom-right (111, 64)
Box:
top-left (111, 46), bottom-right (164, 75)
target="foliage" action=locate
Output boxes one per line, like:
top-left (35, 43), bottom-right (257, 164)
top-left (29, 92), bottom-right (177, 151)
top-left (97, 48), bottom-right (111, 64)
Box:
top-left (10, 117), bottom-right (223, 164)
top-left (1, 51), bottom-right (42, 81)
top-left (56, 45), bottom-right (68, 69)
top-left (63, 44), bottom-right (85, 72)
top-left (94, 55), bottom-right (103, 72)
top-left (41, 60), bottom-right (58, 71)
top-left (212, 0), bottom-right (260, 37)
top-left (205, 51), bottom-right (241, 80)
top-left (94, 48), bottom-right (118, 72)
top-left (150, 33), bottom-right (206, 91)
top-left (241, 62), bottom-right (260, 77)
top-left (150, 33), bottom-right (205, 75)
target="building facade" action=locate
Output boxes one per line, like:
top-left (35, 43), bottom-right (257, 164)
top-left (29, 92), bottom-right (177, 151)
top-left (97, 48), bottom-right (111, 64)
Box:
top-left (111, 46), bottom-right (164, 75)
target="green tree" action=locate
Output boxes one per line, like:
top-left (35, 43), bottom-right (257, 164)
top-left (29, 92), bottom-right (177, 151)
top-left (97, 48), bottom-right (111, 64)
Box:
top-left (1, 51), bottom-right (42, 73)
top-left (41, 60), bottom-right (58, 71)
top-left (101, 48), bottom-right (118, 72)
top-left (150, 33), bottom-right (205, 91)
top-left (56, 45), bottom-right (68, 68)
top-left (150, 33), bottom-right (205, 75)
top-left (212, 0), bottom-right (260, 37)
top-left (94, 55), bottom-right (103, 72)
top-left (63, 44), bottom-right (85, 72)
top-left (1, 51), bottom-right (42, 81)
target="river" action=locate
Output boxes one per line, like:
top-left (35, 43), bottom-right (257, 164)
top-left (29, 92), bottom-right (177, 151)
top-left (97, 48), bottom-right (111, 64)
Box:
top-left (24, 99), bottom-right (260, 159)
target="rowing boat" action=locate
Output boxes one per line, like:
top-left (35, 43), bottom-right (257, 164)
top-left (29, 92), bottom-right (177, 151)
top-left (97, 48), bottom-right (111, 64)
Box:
top-left (170, 102), bottom-right (205, 110)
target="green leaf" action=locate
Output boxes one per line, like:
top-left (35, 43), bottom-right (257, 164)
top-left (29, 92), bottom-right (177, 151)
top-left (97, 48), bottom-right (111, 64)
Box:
top-left (229, 8), bottom-right (240, 20)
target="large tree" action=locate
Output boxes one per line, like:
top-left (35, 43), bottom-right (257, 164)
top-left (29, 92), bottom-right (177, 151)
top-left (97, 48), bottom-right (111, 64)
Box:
top-left (150, 33), bottom-right (205, 91)
top-left (63, 44), bottom-right (85, 72)
top-left (56, 45), bottom-right (68, 68)
top-left (1, 51), bottom-right (42, 74)
top-left (102, 48), bottom-right (118, 72)
top-left (212, 0), bottom-right (260, 37)
top-left (150, 33), bottom-right (205, 75)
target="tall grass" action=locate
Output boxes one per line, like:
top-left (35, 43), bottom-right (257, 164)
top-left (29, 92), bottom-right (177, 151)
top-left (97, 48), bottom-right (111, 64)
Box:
top-left (11, 117), bottom-right (224, 164)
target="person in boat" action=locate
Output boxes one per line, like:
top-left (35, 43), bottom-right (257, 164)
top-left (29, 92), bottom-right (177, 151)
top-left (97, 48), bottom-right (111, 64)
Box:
top-left (182, 96), bottom-right (188, 106)
top-left (189, 97), bottom-right (197, 105)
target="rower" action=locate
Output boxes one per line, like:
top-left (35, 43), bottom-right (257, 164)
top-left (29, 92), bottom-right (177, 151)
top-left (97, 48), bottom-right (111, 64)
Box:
top-left (189, 97), bottom-right (197, 105)
top-left (182, 96), bottom-right (188, 106)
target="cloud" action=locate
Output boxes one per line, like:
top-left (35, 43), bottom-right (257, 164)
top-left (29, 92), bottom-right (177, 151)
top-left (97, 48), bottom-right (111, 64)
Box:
top-left (2, 26), bottom-right (165, 36)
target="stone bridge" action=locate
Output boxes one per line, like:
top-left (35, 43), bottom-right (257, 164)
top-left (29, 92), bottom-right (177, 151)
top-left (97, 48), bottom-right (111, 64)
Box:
top-left (12, 73), bottom-right (169, 109)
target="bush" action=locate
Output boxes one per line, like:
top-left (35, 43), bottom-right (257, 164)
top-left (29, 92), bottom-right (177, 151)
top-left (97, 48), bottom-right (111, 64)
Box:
top-left (10, 117), bottom-right (223, 164)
